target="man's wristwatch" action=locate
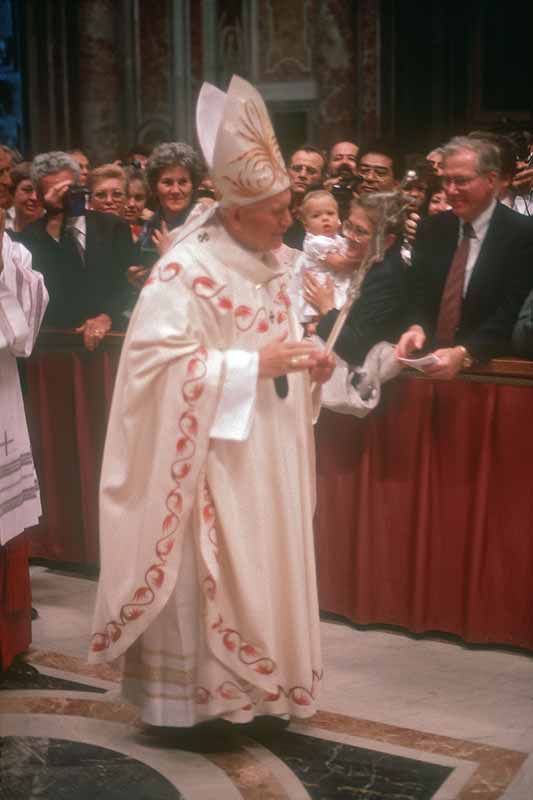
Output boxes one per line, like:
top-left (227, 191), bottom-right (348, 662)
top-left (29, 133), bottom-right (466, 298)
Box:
top-left (457, 346), bottom-right (475, 370)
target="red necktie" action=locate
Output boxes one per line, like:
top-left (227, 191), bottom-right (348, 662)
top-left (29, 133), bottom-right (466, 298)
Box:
top-left (435, 222), bottom-right (474, 346)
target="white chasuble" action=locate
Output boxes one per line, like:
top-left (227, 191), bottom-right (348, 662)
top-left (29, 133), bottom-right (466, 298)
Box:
top-left (0, 237), bottom-right (48, 545)
top-left (90, 212), bottom-right (323, 724)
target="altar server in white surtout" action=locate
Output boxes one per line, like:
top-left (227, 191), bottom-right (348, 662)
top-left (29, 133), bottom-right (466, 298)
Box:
top-left (89, 76), bottom-right (334, 731)
top-left (0, 212), bottom-right (48, 672)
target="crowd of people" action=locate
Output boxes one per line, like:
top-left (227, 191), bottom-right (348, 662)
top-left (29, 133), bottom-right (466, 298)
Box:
top-left (2, 91), bottom-right (533, 729)
top-left (1, 123), bottom-right (532, 368)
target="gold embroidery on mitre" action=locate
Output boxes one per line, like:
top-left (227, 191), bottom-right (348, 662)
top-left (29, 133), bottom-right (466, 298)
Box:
top-left (222, 98), bottom-right (288, 199)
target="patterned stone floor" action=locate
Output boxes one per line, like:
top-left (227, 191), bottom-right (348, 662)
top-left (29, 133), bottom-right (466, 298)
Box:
top-left (1, 565), bottom-right (532, 799)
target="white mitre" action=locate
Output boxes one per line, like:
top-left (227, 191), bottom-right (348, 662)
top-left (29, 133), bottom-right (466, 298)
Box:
top-left (196, 74), bottom-right (290, 207)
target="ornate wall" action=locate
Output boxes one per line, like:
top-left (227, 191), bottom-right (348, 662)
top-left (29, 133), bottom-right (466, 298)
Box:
top-left (21, 0), bottom-right (370, 161)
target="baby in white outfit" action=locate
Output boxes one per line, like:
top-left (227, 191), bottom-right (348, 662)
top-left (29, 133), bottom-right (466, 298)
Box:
top-left (290, 190), bottom-right (356, 323)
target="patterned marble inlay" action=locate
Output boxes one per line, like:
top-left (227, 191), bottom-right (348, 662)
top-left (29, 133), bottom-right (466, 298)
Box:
top-left (303, 711), bottom-right (528, 799)
top-left (1, 737), bottom-right (182, 800)
top-left (1, 650), bottom-right (528, 799)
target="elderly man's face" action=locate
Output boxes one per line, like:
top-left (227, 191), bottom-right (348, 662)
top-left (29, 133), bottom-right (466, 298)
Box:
top-left (0, 150), bottom-right (13, 209)
top-left (427, 149), bottom-right (444, 176)
top-left (71, 151), bottom-right (90, 187)
top-left (287, 150), bottom-right (324, 196)
top-left (358, 153), bottom-right (395, 194)
top-left (442, 149), bottom-right (497, 222)
top-left (228, 189), bottom-right (292, 252)
top-left (328, 141), bottom-right (359, 177)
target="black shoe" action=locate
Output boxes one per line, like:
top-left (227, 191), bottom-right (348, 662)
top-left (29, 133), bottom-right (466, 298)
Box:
top-left (31, 607), bottom-right (39, 621)
top-left (0, 656), bottom-right (40, 686)
top-left (236, 715), bottom-right (290, 740)
top-left (142, 719), bottom-right (241, 753)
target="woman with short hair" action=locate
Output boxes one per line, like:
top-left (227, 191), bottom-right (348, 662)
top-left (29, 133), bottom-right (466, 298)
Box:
top-left (88, 164), bottom-right (127, 217)
top-left (6, 162), bottom-right (43, 234)
top-left (138, 142), bottom-right (204, 269)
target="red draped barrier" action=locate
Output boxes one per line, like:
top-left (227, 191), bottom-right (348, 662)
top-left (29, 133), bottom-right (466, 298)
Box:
top-left (25, 331), bottom-right (122, 565)
top-left (316, 371), bottom-right (533, 650)
top-left (23, 330), bottom-right (533, 649)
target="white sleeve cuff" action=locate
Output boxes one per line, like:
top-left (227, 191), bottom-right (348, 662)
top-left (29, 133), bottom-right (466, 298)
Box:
top-left (209, 350), bottom-right (258, 441)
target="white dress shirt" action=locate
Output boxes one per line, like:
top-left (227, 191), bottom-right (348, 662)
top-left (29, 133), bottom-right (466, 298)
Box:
top-left (461, 198), bottom-right (497, 297)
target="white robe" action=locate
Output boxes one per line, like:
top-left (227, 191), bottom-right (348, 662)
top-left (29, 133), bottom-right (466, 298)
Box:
top-left (0, 236), bottom-right (48, 545)
top-left (90, 210), bottom-right (323, 725)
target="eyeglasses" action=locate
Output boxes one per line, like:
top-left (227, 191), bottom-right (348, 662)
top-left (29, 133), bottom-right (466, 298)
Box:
top-left (441, 175), bottom-right (478, 188)
top-left (342, 221), bottom-right (371, 241)
top-left (92, 190), bottom-right (125, 201)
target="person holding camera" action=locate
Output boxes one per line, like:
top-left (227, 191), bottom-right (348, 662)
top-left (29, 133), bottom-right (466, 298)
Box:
top-left (324, 141), bottom-right (360, 220)
top-left (19, 151), bottom-right (136, 348)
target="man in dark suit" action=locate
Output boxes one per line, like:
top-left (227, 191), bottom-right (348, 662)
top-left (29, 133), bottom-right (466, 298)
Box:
top-left (20, 152), bottom-right (136, 349)
top-left (397, 136), bottom-right (533, 379)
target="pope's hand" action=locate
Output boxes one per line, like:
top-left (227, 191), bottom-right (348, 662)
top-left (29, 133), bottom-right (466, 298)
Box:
top-left (309, 350), bottom-right (336, 384)
top-left (258, 332), bottom-right (321, 378)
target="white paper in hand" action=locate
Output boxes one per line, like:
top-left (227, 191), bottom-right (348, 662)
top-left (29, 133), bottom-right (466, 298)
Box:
top-left (397, 353), bottom-right (441, 372)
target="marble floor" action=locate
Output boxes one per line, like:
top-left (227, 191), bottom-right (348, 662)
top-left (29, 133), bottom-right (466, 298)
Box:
top-left (1, 565), bottom-right (533, 799)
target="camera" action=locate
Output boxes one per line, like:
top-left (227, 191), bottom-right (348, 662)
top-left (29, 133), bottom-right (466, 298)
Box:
top-left (330, 171), bottom-right (362, 219)
top-left (64, 185), bottom-right (88, 217)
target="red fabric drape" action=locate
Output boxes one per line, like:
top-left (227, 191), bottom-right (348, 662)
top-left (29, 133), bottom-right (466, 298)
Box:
top-left (25, 343), bottom-right (121, 565)
top-left (0, 536), bottom-right (31, 669)
top-left (21, 331), bottom-right (533, 650)
top-left (316, 377), bottom-right (533, 650)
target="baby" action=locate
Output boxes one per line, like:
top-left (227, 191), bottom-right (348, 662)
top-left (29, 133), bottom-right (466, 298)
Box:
top-left (290, 190), bottom-right (356, 323)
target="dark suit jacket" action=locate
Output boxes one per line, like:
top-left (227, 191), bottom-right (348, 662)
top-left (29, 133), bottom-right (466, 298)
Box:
top-left (283, 218), bottom-right (305, 250)
top-left (20, 211), bottom-right (137, 330)
top-left (316, 242), bottom-right (409, 365)
top-left (407, 203), bottom-right (533, 361)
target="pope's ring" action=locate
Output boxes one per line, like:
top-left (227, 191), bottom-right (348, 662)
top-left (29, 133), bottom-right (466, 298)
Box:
top-left (289, 356), bottom-right (300, 367)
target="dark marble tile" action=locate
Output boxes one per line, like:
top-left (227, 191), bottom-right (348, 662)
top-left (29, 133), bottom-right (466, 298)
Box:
top-left (254, 730), bottom-right (453, 799)
top-left (0, 671), bottom-right (105, 693)
top-left (0, 737), bottom-right (182, 800)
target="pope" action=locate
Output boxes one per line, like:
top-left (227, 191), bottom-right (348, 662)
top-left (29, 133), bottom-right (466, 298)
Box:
top-left (89, 76), bottom-right (334, 737)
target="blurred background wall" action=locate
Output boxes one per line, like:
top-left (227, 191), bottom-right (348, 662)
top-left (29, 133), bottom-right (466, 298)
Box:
top-left (2, 0), bottom-right (531, 161)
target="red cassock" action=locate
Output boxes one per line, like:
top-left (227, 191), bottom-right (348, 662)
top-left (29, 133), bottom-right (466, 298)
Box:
top-left (0, 536), bottom-right (31, 669)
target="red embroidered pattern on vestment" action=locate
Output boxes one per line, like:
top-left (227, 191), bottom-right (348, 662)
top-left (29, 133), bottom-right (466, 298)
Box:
top-left (192, 271), bottom-right (291, 334)
top-left (195, 669), bottom-right (323, 709)
top-left (90, 347), bottom-right (208, 654)
top-left (144, 261), bottom-right (183, 287)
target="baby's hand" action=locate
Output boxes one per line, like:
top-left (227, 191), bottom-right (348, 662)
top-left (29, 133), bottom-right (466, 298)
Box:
top-left (323, 251), bottom-right (357, 273)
